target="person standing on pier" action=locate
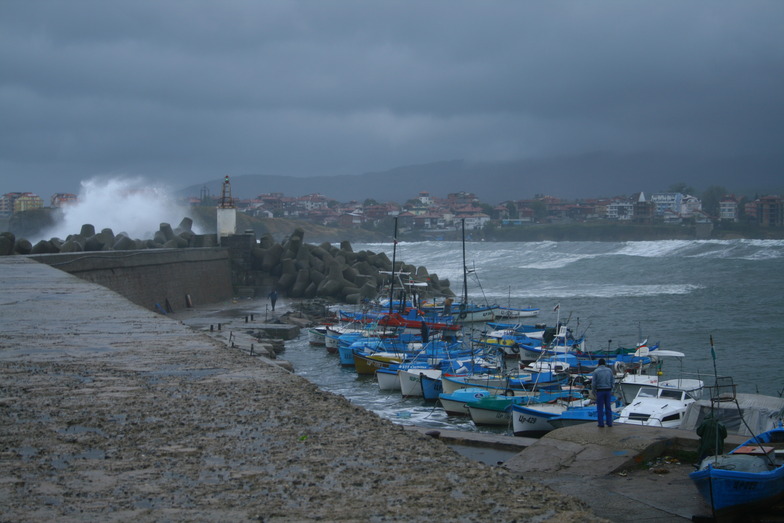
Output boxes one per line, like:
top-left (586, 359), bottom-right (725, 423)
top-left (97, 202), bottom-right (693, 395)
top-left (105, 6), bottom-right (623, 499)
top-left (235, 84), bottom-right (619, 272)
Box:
top-left (591, 358), bottom-right (615, 427)
top-left (268, 289), bottom-right (278, 311)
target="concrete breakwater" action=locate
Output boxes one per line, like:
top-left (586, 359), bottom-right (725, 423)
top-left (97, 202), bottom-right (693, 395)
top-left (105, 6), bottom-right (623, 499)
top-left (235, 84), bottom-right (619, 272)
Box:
top-left (3, 219), bottom-right (455, 309)
top-left (28, 248), bottom-right (234, 313)
top-left (0, 256), bottom-right (597, 522)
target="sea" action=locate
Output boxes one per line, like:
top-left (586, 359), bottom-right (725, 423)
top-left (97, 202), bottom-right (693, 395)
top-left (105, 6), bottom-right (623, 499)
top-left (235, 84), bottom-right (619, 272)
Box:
top-left (281, 239), bottom-right (784, 435)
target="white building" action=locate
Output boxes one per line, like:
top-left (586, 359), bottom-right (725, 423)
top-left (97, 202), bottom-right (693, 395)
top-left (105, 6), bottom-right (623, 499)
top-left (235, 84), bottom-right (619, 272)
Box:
top-left (606, 200), bottom-right (634, 220)
top-left (650, 192), bottom-right (703, 217)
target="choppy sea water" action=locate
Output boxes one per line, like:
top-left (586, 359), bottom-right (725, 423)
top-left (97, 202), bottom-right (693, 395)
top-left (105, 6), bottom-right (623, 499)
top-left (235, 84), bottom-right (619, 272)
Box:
top-left (282, 239), bottom-right (784, 434)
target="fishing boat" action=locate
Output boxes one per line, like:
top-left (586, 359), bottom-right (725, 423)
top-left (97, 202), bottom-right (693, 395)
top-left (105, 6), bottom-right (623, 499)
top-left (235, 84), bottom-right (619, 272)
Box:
top-left (510, 402), bottom-right (568, 437)
top-left (618, 349), bottom-right (685, 403)
top-left (419, 371), bottom-right (443, 400)
top-left (438, 388), bottom-right (494, 416)
top-left (353, 350), bottom-right (404, 375)
top-left (690, 426), bottom-right (784, 519)
top-left (375, 361), bottom-right (432, 391)
top-left (493, 306), bottom-right (540, 319)
top-left (485, 322), bottom-right (548, 339)
top-left (398, 368), bottom-right (443, 398)
top-left (466, 390), bottom-right (584, 427)
top-left (474, 330), bottom-right (544, 358)
top-left (440, 372), bottom-right (564, 397)
top-left (548, 404), bottom-right (621, 430)
top-left (517, 324), bottom-right (585, 362)
top-left (453, 304), bottom-right (500, 324)
top-left (307, 324), bottom-right (330, 346)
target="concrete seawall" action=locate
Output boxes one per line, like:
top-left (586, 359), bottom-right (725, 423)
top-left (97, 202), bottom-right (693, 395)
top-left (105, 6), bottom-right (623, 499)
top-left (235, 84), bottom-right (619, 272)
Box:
top-left (0, 257), bottom-right (598, 522)
top-left (29, 247), bottom-right (233, 312)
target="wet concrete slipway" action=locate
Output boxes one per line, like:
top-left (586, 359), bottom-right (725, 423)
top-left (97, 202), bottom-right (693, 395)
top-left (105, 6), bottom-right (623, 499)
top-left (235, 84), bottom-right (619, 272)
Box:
top-left (0, 256), bottom-right (735, 522)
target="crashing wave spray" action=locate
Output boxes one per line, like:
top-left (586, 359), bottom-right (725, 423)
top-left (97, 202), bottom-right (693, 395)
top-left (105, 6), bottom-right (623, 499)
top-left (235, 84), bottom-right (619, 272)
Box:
top-left (41, 177), bottom-right (201, 241)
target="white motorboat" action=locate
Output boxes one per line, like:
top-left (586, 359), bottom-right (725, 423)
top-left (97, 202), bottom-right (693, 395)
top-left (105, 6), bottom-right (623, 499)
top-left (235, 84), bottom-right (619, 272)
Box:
top-left (616, 378), bottom-right (704, 428)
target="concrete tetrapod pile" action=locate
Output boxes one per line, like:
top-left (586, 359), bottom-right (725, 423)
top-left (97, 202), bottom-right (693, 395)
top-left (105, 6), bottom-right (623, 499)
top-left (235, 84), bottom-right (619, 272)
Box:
top-left (0, 218), bottom-right (200, 255)
top-left (249, 227), bottom-right (455, 304)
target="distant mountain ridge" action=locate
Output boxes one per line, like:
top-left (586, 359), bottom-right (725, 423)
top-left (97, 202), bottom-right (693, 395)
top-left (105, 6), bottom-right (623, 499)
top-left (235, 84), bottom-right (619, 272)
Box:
top-left (178, 152), bottom-right (783, 204)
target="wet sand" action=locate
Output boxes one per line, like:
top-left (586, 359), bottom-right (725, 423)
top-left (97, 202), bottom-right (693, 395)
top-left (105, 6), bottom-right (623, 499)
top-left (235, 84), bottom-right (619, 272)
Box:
top-left (0, 257), bottom-right (600, 522)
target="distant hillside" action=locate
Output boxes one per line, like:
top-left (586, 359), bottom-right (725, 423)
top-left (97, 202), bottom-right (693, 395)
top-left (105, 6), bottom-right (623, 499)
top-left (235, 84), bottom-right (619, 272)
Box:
top-left (178, 151), bottom-right (784, 204)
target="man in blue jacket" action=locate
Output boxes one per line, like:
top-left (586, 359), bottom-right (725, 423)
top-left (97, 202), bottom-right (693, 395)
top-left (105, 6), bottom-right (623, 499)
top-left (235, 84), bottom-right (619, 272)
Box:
top-left (591, 358), bottom-right (615, 427)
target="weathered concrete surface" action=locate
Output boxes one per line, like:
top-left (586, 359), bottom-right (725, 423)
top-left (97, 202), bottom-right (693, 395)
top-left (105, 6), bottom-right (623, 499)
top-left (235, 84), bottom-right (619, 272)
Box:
top-left (0, 257), bottom-right (598, 522)
top-left (504, 422), bottom-right (748, 521)
top-left (29, 248), bottom-right (233, 312)
top-left (505, 423), bottom-right (746, 478)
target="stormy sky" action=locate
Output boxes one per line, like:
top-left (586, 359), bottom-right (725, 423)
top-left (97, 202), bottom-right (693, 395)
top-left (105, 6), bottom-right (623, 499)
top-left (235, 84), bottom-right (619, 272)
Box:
top-left (2, 1), bottom-right (783, 200)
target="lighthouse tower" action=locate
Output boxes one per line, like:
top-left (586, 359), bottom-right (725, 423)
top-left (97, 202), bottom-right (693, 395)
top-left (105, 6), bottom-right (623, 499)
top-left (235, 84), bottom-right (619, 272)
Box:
top-left (216, 175), bottom-right (236, 245)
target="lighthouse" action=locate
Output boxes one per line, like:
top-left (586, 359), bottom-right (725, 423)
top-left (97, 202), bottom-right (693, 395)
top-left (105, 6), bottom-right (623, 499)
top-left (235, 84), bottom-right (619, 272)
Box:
top-left (216, 175), bottom-right (236, 245)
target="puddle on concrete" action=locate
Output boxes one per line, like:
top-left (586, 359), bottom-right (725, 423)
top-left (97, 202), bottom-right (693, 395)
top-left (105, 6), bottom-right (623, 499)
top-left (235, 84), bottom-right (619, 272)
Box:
top-left (59, 425), bottom-right (108, 437)
top-left (16, 446), bottom-right (38, 460)
top-left (50, 447), bottom-right (106, 470)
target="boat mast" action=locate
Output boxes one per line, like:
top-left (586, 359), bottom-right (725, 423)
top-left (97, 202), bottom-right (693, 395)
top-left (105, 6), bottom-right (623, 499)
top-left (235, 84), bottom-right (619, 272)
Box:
top-left (388, 217), bottom-right (398, 315)
top-left (461, 218), bottom-right (468, 309)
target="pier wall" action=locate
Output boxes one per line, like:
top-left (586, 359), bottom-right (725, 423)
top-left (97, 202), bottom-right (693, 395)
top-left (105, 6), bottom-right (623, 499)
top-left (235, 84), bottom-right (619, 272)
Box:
top-left (29, 248), bottom-right (233, 312)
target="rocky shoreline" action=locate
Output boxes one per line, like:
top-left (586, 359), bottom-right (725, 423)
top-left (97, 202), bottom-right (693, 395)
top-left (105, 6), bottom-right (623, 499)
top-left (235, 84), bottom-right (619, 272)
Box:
top-left (0, 257), bottom-right (602, 522)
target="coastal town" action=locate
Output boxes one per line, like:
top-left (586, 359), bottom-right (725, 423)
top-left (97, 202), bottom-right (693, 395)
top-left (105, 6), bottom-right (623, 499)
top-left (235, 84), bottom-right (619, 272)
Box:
top-left (2, 184), bottom-right (783, 233)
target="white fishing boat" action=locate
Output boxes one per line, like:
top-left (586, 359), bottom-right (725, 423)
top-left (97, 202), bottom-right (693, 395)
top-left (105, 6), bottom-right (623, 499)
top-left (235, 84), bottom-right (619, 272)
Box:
top-left (398, 368), bottom-right (442, 398)
top-left (493, 306), bottom-right (540, 319)
top-left (375, 367), bottom-right (402, 391)
top-left (324, 323), bottom-right (367, 353)
top-left (510, 402), bottom-right (568, 437)
top-left (453, 304), bottom-right (500, 324)
top-left (307, 324), bottom-right (330, 346)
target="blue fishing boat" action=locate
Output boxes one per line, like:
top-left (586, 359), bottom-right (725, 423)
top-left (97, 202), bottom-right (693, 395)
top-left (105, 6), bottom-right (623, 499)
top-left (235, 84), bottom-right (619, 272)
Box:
top-left (547, 404), bottom-right (621, 430)
top-left (419, 372), bottom-right (443, 400)
top-left (690, 426), bottom-right (784, 518)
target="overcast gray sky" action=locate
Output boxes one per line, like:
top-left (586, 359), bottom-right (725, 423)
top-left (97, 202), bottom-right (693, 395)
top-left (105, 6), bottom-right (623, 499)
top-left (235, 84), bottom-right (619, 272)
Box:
top-left (2, 1), bottom-right (783, 199)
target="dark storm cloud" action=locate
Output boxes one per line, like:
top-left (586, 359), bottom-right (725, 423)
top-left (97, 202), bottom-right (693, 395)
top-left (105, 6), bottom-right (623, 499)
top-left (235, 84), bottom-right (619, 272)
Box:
top-left (1, 1), bottom-right (782, 198)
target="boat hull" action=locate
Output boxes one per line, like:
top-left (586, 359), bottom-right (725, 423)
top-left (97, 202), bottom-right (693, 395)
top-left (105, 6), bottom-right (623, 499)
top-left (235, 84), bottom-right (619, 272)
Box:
top-left (419, 373), bottom-right (443, 401)
top-left (511, 403), bottom-right (566, 437)
top-left (454, 306), bottom-right (499, 323)
top-left (691, 458), bottom-right (784, 517)
top-left (690, 428), bottom-right (784, 517)
top-left (353, 352), bottom-right (402, 375)
top-left (398, 369), bottom-right (442, 398)
top-left (375, 368), bottom-right (401, 391)
top-left (468, 405), bottom-right (511, 426)
top-left (308, 325), bottom-right (328, 346)
top-left (438, 388), bottom-right (493, 416)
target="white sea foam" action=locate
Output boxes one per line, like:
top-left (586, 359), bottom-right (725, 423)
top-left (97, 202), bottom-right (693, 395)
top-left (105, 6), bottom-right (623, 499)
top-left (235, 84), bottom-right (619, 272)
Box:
top-left (480, 283), bottom-right (703, 300)
top-left (39, 176), bottom-right (199, 242)
top-left (616, 239), bottom-right (784, 260)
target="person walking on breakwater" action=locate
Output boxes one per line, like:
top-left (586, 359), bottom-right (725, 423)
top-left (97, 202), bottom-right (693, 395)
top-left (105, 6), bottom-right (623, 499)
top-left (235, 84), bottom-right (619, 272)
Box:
top-left (592, 358), bottom-right (614, 427)
top-left (268, 289), bottom-right (278, 311)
